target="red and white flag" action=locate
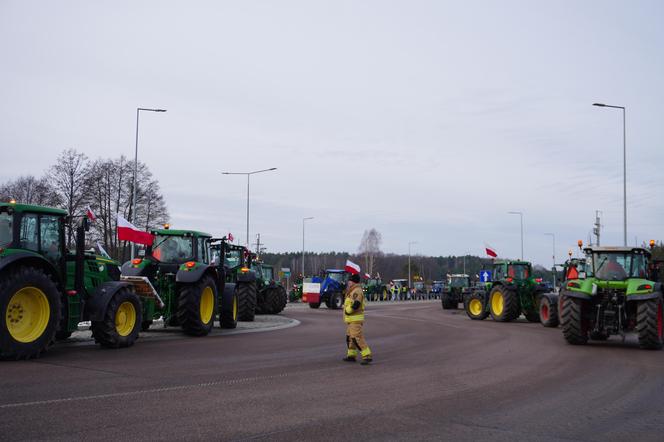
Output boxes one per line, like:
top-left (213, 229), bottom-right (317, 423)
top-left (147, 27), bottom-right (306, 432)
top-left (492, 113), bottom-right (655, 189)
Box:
top-left (117, 214), bottom-right (155, 246)
top-left (485, 243), bottom-right (498, 258)
top-left (345, 259), bottom-right (361, 275)
top-left (364, 273), bottom-right (371, 279)
top-left (228, 233), bottom-right (234, 242)
top-left (86, 206), bottom-right (97, 222)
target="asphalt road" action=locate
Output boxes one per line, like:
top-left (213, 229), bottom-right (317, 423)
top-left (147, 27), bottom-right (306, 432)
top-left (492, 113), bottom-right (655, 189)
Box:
top-left (2, 300), bottom-right (664, 441)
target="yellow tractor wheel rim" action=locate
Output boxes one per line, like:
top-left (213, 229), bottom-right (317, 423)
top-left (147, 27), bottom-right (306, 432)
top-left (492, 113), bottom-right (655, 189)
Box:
top-left (6, 287), bottom-right (51, 343)
top-left (200, 286), bottom-right (214, 324)
top-left (469, 298), bottom-right (483, 316)
top-left (491, 292), bottom-right (504, 316)
top-left (115, 301), bottom-right (137, 337)
top-left (232, 295), bottom-right (238, 320)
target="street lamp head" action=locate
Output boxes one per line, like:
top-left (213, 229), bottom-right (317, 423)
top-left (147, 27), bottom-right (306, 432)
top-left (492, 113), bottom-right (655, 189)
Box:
top-left (592, 103), bottom-right (606, 107)
top-left (155, 109), bottom-right (167, 112)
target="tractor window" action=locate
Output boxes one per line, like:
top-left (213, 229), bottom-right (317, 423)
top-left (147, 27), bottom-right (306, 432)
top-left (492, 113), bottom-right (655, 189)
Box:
top-left (19, 213), bottom-right (38, 252)
top-left (224, 250), bottom-right (241, 268)
top-left (152, 235), bottom-right (193, 263)
top-left (0, 213), bottom-right (12, 247)
top-left (263, 267), bottom-right (274, 281)
top-left (197, 238), bottom-right (209, 264)
top-left (507, 265), bottom-right (530, 280)
top-left (449, 277), bottom-right (469, 288)
top-left (593, 252), bottom-right (648, 280)
top-left (39, 215), bottom-right (62, 263)
top-left (327, 272), bottom-right (345, 283)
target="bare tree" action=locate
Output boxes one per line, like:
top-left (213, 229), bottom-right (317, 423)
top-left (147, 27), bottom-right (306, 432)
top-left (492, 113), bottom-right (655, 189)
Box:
top-left (0, 175), bottom-right (61, 207)
top-left (358, 228), bottom-right (383, 275)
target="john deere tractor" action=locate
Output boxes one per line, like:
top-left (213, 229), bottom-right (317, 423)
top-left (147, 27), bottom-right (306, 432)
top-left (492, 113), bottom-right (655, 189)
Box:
top-left (122, 228), bottom-right (238, 335)
top-left (560, 246), bottom-right (664, 349)
top-left (250, 258), bottom-right (287, 314)
top-left (1, 202), bottom-right (146, 359)
top-left (465, 260), bottom-right (546, 322)
top-left (363, 277), bottom-right (388, 302)
top-left (441, 274), bottom-right (471, 309)
top-left (209, 240), bottom-right (257, 322)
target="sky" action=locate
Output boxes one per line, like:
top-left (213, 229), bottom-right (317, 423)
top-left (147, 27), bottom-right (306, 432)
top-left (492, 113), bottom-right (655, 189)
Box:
top-left (1, 0), bottom-right (663, 269)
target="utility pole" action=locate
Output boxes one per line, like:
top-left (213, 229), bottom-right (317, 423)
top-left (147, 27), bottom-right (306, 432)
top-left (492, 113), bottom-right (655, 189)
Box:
top-left (253, 233), bottom-right (262, 255)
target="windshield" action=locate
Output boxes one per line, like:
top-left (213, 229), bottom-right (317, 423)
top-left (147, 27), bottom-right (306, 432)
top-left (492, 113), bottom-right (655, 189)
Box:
top-left (0, 213), bottom-right (12, 248)
top-left (449, 277), bottom-right (469, 287)
top-left (414, 282), bottom-right (424, 289)
top-left (224, 250), bottom-right (241, 268)
top-left (263, 267), bottom-right (274, 280)
top-left (432, 282), bottom-right (443, 288)
top-left (152, 235), bottom-right (194, 263)
top-left (593, 252), bottom-right (647, 280)
top-left (507, 265), bottom-right (530, 280)
top-left (326, 272), bottom-right (345, 282)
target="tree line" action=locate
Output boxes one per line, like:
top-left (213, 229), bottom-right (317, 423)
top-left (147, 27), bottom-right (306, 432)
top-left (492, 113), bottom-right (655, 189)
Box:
top-left (0, 148), bottom-right (169, 261)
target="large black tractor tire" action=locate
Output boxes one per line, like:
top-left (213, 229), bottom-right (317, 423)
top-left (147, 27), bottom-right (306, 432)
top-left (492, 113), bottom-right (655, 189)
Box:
top-left (489, 286), bottom-right (519, 322)
top-left (441, 293), bottom-right (456, 310)
top-left (465, 292), bottom-right (489, 320)
top-left (236, 282), bottom-right (257, 322)
top-left (91, 288), bottom-right (142, 348)
top-left (539, 296), bottom-right (559, 327)
top-left (329, 292), bottom-right (344, 310)
top-left (1, 266), bottom-right (61, 360)
top-left (271, 286), bottom-right (287, 314)
top-left (177, 276), bottom-right (217, 336)
top-left (219, 285), bottom-right (238, 329)
top-left (561, 296), bottom-right (588, 345)
top-left (636, 297), bottom-right (664, 350)
top-left (308, 302), bottom-right (321, 309)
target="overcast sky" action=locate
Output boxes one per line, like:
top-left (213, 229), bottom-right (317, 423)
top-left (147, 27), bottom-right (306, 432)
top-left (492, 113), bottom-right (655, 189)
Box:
top-left (2, 0), bottom-right (663, 269)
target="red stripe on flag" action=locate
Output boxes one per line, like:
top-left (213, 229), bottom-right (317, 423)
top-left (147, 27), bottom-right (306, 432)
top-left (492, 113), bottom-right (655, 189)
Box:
top-left (485, 248), bottom-right (497, 258)
top-left (118, 226), bottom-right (155, 246)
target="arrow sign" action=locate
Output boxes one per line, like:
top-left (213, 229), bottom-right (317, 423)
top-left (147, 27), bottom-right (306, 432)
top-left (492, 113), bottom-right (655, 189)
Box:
top-left (480, 271), bottom-right (492, 283)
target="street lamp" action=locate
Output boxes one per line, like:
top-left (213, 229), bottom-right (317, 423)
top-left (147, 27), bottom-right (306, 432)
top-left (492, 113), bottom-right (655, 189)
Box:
top-left (507, 211), bottom-right (524, 260)
top-left (131, 107), bottom-right (166, 259)
top-left (408, 241), bottom-right (418, 291)
top-left (221, 168), bottom-right (277, 245)
top-left (544, 233), bottom-right (556, 291)
top-left (593, 102), bottom-right (627, 246)
top-left (302, 217), bottom-right (314, 277)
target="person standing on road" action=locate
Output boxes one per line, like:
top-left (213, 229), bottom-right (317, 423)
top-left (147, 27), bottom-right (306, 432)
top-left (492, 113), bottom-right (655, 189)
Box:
top-left (343, 272), bottom-right (372, 365)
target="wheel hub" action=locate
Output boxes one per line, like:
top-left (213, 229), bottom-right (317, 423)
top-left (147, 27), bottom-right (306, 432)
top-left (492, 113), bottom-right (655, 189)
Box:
top-left (5, 287), bottom-right (50, 343)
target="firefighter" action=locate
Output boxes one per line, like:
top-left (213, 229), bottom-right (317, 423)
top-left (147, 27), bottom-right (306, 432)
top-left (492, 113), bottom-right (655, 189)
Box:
top-left (343, 272), bottom-right (372, 365)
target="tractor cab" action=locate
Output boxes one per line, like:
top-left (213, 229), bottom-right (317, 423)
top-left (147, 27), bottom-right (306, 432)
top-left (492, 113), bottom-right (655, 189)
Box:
top-left (493, 260), bottom-right (533, 284)
top-left (447, 274), bottom-right (471, 288)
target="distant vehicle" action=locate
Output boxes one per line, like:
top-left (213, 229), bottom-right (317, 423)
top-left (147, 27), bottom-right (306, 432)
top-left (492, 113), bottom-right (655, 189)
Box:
top-left (364, 277), bottom-right (388, 301)
top-left (430, 280), bottom-right (444, 299)
top-left (304, 269), bottom-right (347, 309)
top-left (392, 279), bottom-right (409, 300)
top-left (413, 280), bottom-right (428, 300)
top-left (442, 274), bottom-right (471, 309)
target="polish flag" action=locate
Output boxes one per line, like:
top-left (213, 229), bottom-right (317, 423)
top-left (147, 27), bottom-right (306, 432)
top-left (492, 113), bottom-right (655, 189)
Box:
top-left (364, 273), bottom-right (371, 279)
top-left (86, 206), bottom-right (97, 222)
top-left (345, 260), bottom-right (361, 275)
top-left (485, 243), bottom-right (498, 258)
top-left (117, 214), bottom-right (155, 246)
top-left (228, 233), bottom-right (234, 242)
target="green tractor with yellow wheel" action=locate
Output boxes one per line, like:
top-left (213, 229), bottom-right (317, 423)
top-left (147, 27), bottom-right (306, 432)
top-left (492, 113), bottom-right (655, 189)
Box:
top-left (250, 258), bottom-right (287, 314)
top-left (122, 228), bottom-right (239, 335)
top-left (465, 260), bottom-right (546, 322)
top-left (209, 239), bottom-right (257, 322)
top-left (0, 202), bottom-right (146, 359)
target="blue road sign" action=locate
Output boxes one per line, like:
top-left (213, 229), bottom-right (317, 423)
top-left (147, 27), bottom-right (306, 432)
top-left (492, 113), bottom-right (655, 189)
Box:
top-left (480, 270), bottom-right (492, 283)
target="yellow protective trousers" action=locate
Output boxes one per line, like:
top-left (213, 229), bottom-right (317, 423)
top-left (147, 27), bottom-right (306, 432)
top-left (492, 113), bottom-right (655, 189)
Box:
top-left (346, 322), bottom-right (372, 359)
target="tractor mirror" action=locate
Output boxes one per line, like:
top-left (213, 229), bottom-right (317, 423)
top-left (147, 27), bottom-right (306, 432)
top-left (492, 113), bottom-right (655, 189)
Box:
top-left (578, 271), bottom-right (586, 279)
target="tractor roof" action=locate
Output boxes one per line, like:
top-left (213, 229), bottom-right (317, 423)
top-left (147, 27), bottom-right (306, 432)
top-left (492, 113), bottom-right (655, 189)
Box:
top-left (393, 278), bottom-right (407, 282)
top-left (583, 246), bottom-right (650, 256)
top-left (151, 228), bottom-right (212, 238)
top-left (0, 202), bottom-right (67, 216)
top-left (494, 259), bottom-right (531, 265)
top-left (450, 274), bottom-right (470, 278)
top-left (326, 269), bottom-right (345, 273)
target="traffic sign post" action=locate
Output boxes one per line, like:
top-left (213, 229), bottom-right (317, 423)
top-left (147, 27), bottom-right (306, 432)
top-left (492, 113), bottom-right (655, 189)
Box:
top-left (480, 270), bottom-right (492, 283)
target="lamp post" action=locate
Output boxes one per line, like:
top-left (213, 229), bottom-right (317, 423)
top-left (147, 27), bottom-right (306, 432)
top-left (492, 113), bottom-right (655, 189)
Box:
top-left (544, 233), bottom-right (556, 291)
top-left (408, 241), bottom-right (418, 291)
top-left (593, 102), bottom-right (627, 246)
top-left (302, 217), bottom-right (314, 277)
top-left (131, 107), bottom-right (166, 259)
top-left (508, 211), bottom-right (524, 260)
top-left (221, 168), bottom-right (277, 245)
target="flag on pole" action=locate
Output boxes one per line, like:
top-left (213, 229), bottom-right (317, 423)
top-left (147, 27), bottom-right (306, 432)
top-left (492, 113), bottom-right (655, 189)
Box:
top-left (117, 214), bottom-right (155, 246)
top-left (484, 243), bottom-right (498, 258)
top-left (228, 233), bottom-right (234, 242)
top-left (86, 206), bottom-right (97, 222)
top-left (344, 260), bottom-right (361, 275)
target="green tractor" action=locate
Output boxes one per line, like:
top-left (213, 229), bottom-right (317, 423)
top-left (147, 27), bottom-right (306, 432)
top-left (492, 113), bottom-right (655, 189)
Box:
top-left (209, 239), bottom-right (257, 322)
top-left (122, 228), bottom-right (239, 335)
top-left (441, 274), bottom-right (471, 309)
top-left (560, 246), bottom-right (664, 349)
top-left (1, 202), bottom-right (147, 359)
top-left (363, 277), bottom-right (388, 302)
top-left (250, 258), bottom-right (287, 314)
top-left (465, 260), bottom-right (546, 322)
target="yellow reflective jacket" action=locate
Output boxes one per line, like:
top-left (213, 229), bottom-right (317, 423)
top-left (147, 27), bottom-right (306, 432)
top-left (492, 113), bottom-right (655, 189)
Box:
top-left (344, 284), bottom-right (365, 323)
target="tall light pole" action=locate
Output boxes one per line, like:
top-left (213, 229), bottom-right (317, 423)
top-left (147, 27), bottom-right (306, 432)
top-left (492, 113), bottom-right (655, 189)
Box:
top-left (408, 241), bottom-right (418, 290)
top-left (302, 217), bottom-right (314, 277)
top-left (132, 107), bottom-right (166, 259)
top-left (221, 168), bottom-right (277, 245)
top-left (593, 103), bottom-right (627, 246)
top-left (508, 211), bottom-right (524, 260)
top-left (544, 233), bottom-right (556, 290)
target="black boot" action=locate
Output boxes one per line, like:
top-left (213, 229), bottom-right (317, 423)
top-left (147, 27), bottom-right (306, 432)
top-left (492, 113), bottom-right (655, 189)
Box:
top-left (360, 358), bottom-right (372, 365)
top-left (343, 356), bottom-right (356, 362)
